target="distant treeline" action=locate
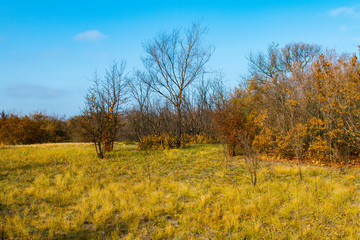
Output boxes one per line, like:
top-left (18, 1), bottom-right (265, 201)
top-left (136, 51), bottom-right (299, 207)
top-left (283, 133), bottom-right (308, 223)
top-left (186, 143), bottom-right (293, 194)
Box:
top-left (0, 112), bottom-right (69, 144)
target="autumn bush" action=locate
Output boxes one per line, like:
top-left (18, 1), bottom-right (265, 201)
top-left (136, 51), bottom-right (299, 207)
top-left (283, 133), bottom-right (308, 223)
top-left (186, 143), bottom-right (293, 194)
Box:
top-left (212, 88), bottom-right (257, 156)
top-left (138, 134), bottom-right (179, 150)
top-left (0, 112), bottom-right (69, 145)
top-left (137, 133), bottom-right (219, 150)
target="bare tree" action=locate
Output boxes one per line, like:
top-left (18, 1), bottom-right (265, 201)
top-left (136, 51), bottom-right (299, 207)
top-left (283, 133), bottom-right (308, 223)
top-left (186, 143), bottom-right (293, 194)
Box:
top-left (78, 61), bottom-right (128, 158)
top-left (142, 22), bottom-right (214, 145)
top-left (240, 133), bottom-right (259, 187)
top-left (129, 70), bottom-right (152, 114)
top-left (128, 70), bottom-right (154, 140)
top-left (181, 71), bottom-right (228, 136)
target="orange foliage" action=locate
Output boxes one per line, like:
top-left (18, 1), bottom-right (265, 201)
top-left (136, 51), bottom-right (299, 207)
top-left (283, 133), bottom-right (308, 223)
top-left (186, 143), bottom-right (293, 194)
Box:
top-left (212, 88), bottom-right (257, 156)
top-left (0, 112), bottom-right (69, 145)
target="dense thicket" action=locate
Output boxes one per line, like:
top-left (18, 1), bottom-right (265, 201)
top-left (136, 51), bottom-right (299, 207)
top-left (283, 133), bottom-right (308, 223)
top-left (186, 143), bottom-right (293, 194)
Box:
top-left (214, 42), bottom-right (360, 164)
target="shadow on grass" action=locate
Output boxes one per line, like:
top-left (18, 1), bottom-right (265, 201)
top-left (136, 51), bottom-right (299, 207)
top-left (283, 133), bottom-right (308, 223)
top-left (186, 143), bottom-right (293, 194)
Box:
top-left (49, 223), bottom-right (128, 240)
top-left (50, 230), bottom-right (108, 240)
top-left (1, 161), bottom-right (64, 173)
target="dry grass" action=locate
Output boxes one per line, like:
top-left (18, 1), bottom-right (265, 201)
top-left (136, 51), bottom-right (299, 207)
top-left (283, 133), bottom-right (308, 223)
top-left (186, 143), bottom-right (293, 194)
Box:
top-left (1, 143), bottom-right (360, 239)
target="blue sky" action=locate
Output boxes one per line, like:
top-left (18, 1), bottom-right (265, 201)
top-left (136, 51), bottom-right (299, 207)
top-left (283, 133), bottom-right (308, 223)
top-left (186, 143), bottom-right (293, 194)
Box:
top-left (1, 0), bottom-right (360, 117)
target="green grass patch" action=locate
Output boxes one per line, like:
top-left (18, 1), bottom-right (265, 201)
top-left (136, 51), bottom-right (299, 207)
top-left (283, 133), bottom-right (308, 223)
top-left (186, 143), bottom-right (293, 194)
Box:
top-left (1, 143), bottom-right (360, 239)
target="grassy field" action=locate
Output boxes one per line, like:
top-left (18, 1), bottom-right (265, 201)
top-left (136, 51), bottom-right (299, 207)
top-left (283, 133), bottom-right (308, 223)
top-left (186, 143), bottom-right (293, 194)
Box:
top-left (0, 143), bottom-right (359, 239)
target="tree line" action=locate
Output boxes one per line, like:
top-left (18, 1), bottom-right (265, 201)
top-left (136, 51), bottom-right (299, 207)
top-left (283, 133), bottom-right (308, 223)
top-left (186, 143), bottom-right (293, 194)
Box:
top-left (2, 23), bottom-right (360, 165)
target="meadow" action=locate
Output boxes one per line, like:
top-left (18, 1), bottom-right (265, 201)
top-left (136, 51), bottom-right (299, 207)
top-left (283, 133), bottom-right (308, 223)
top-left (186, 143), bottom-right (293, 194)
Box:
top-left (0, 143), bottom-right (359, 239)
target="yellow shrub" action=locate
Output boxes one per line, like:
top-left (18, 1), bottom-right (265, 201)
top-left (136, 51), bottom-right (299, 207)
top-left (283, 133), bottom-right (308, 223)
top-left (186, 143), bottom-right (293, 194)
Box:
top-left (274, 134), bottom-right (295, 158)
top-left (253, 128), bottom-right (276, 154)
top-left (307, 136), bottom-right (330, 163)
top-left (138, 133), bottom-right (218, 150)
top-left (138, 134), bottom-right (179, 150)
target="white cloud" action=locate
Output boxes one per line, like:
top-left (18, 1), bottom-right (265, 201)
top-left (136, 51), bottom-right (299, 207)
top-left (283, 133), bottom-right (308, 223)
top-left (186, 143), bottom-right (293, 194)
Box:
top-left (328, 6), bottom-right (356, 17)
top-left (73, 30), bottom-right (107, 41)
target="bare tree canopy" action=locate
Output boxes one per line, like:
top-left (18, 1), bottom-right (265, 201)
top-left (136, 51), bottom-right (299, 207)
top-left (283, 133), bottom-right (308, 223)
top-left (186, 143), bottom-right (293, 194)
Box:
top-left (142, 22), bottom-right (214, 144)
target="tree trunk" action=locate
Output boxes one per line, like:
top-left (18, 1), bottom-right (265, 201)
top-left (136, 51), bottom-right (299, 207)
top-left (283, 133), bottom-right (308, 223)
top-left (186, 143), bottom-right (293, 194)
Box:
top-left (176, 105), bottom-right (182, 147)
top-left (228, 143), bottom-right (236, 156)
top-left (96, 141), bottom-right (104, 159)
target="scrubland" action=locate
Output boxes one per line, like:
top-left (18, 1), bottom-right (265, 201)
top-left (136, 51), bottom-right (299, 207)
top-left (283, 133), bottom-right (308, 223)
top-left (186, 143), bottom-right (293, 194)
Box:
top-left (0, 143), bottom-right (359, 239)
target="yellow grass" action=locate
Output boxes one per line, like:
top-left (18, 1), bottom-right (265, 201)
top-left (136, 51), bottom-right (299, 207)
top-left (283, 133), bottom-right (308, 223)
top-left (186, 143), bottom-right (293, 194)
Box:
top-left (0, 143), bottom-right (359, 239)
